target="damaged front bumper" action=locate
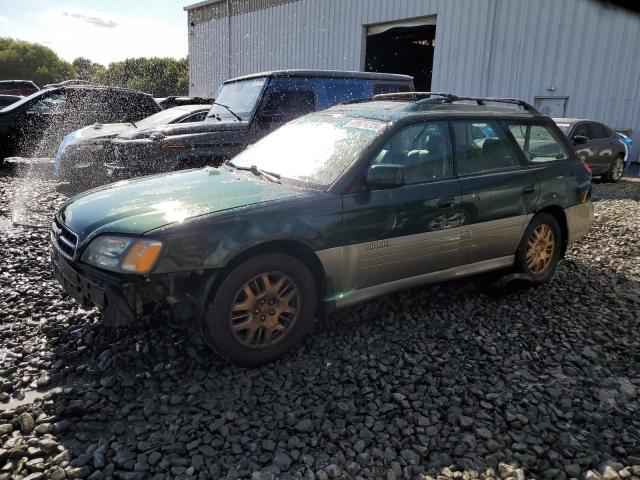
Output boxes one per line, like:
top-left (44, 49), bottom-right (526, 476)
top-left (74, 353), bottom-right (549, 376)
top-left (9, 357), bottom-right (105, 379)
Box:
top-left (51, 246), bottom-right (218, 326)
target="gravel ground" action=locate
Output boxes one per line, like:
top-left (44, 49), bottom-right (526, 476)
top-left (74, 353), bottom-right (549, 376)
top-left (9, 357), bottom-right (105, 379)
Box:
top-left (0, 163), bottom-right (639, 480)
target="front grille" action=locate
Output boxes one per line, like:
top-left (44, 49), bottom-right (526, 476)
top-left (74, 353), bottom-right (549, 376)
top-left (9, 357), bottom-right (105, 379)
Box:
top-left (51, 218), bottom-right (78, 260)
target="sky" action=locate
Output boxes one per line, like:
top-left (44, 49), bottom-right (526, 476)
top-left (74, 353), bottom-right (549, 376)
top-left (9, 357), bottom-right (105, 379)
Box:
top-left (0, 0), bottom-right (191, 65)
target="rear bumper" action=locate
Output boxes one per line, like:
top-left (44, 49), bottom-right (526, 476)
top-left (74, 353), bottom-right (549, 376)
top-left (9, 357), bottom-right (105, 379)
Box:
top-left (51, 245), bottom-right (219, 326)
top-left (565, 202), bottom-right (594, 245)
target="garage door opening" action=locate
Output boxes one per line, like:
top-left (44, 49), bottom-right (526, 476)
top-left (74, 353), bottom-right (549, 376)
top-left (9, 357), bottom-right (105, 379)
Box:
top-left (364, 16), bottom-right (437, 92)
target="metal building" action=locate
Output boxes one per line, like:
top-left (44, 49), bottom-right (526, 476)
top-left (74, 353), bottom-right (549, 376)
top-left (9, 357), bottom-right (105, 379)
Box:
top-left (185, 0), bottom-right (640, 153)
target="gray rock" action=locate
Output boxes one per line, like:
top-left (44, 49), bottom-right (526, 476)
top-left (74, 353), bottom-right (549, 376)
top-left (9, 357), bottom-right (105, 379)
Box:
top-left (273, 451), bottom-right (292, 470)
top-left (295, 419), bottom-right (313, 432)
top-left (18, 412), bottom-right (35, 434)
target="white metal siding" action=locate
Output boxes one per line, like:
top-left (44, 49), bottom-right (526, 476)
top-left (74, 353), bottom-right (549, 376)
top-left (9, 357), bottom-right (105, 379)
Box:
top-left (188, 0), bottom-right (640, 153)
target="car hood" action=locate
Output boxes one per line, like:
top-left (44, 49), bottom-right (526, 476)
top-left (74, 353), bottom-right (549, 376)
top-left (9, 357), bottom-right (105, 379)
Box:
top-left (116, 118), bottom-right (247, 140)
top-left (59, 167), bottom-right (312, 242)
top-left (69, 123), bottom-right (132, 143)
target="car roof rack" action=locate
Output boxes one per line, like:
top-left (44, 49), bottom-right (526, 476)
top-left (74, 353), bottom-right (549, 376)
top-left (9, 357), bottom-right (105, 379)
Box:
top-left (373, 92), bottom-right (457, 102)
top-left (451, 96), bottom-right (539, 113)
top-left (372, 91), bottom-right (539, 113)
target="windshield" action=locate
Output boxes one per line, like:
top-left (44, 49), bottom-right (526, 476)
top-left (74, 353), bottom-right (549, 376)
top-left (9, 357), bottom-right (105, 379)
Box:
top-left (135, 107), bottom-right (197, 128)
top-left (231, 114), bottom-right (389, 187)
top-left (207, 78), bottom-right (266, 121)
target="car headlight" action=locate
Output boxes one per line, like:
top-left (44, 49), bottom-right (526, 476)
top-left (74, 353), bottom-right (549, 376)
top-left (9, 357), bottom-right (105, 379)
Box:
top-left (81, 236), bottom-right (163, 274)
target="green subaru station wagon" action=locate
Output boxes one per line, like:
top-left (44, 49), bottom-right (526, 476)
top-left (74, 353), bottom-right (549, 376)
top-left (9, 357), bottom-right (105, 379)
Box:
top-left (51, 93), bottom-right (593, 366)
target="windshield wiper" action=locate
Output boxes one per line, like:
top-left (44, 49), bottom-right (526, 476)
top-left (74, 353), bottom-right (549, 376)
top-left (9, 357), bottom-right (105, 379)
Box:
top-left (227, 161), bottom-right (281, 183)
top-left (213, 102), bottom-right (242, 122)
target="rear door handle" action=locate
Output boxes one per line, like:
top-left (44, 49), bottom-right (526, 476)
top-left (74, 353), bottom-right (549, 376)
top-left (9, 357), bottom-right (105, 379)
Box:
top-left (523, 185), bottom-right (536, 194)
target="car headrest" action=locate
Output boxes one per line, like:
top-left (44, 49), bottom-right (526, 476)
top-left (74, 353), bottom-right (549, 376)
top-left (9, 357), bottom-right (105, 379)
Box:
top-left (482, 138), bottom-right (509, 156)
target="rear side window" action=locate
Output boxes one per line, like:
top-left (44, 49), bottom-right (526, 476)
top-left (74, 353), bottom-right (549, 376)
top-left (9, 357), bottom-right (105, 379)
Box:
top-left (508, 124), bottom-right (569, 163)
top-left (587, 123), bottom-right (608, 139)
top-left (317, 78), bottom-right (372, 109)
top-left (452, 120), bottom-right (521, 175)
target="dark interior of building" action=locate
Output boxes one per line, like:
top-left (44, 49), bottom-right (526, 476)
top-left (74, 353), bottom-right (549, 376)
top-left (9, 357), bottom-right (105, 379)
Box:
top-left (364, 24), bottom-right (436, 92)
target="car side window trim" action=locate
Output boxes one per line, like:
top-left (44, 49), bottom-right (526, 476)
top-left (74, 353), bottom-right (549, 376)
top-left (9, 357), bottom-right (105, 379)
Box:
top-left (451, 117), bottom-right (527, 177)
top-left (365, 118), bottom-right (456, 188)
top-left (341, 117), bottom-right (450, 194)
top-left (501, 120), bottom-right (570, 166)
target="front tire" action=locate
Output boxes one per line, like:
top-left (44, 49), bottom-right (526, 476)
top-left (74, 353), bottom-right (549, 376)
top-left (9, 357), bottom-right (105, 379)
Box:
top-left (203, 253), bottom-right (317, 367)
top-left (602, 156), bottom-right (624, 183)
top-left (514, 213), bottom-right (562, 284)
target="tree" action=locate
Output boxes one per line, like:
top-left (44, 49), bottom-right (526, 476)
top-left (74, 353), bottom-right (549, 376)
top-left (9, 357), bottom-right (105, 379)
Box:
top-left (0, 38), bottom-right (76, 86)
top-left (0, 38), bottom-right (189, 96)
top-left (92, 57), bottom-right (189, 96)
top-left (72, 57), bottom-right (104, 81)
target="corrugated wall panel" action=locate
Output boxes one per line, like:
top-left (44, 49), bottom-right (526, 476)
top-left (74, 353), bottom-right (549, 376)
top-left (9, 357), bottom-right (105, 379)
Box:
top-left (188, 0), bottom-right (640, 154)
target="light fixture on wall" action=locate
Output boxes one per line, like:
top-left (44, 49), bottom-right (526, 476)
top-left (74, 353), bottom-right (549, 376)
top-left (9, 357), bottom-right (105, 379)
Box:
top-left (546, 85), bottom-right (556, 92)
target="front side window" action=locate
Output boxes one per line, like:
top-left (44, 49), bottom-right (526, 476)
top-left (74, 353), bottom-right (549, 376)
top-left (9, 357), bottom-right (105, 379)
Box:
top-left (370, 121), bottom-right (453, 183)
top-left (587, 123), bottom-right (608, 139)
top-left (261, 78), bottom-right (316, 121)
top-left (30, 92), bottom-right (68, 115)
top-left (208, 77), bottom-right (266, 121)
top-left (231, 115), bottom-right (388, 188)
top-left (452, 120), bottom-right (521, 175)
top-left (573, 123), bottom-right (590, 140)
top-left (508, 124), bottom-right (569, 163)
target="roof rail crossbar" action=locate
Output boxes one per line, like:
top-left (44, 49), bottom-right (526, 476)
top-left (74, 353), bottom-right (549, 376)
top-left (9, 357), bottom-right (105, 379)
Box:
top-left (372, 91), bottom-right (458, 102)
top-left (451, 96), bottom-right (539, 113)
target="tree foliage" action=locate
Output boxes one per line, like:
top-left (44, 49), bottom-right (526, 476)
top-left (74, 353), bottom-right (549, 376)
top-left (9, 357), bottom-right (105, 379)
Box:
top-left (0, 38), bottom-right (76, 86)
top-left (92, 57), bottom-right (189, 97)
top-left (0, 38), bottom-right (189, 96)
top-left (72, 57), bottom-right (105, 81)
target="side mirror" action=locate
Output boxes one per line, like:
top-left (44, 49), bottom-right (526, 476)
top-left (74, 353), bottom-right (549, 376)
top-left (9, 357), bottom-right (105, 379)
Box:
top-left (366, 164), bottom-right (404, 189)
top-left (258, 110), bottom-right (283, 123)
top-left (573, 135), bottom-right (589, 145)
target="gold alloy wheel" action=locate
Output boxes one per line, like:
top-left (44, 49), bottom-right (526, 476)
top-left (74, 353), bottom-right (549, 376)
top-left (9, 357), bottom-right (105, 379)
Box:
top-left (526, 224), bottom-right (556, 275)
top-left (229, 271), bottom-right (299, 348)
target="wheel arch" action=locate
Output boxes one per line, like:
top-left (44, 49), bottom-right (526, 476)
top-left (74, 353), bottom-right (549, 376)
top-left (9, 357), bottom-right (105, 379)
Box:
top-left (206, 239), bottom-right (329, 320)
top-left (533, 205), bottom-right (568, 258)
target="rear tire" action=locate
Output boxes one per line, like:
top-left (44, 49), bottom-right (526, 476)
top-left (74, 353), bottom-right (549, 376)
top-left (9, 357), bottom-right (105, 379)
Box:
top-left (203, 253), bottom-right (317, 367)
top-left (514, 213), bottom-right (562, 284)
top-left (602, 156), bottom-right (624, 183)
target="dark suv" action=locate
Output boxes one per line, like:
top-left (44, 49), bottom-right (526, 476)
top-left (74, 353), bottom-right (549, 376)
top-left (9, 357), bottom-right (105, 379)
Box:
top-left (105, 69), bottom-right (413, 178)
top-left (553, 118), bottom-right (627, 182)
top-left (51, 93), bottom-right (592, 366)
top-left (0, 85), bottom-right (160, 161)
top-left (0, 80), bottom-right (39, 97)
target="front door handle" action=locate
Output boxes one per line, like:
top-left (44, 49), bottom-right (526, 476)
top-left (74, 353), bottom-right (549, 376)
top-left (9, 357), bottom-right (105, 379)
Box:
top-left (523, 185), bottom-right (536, 194)
top-left (557, 172), bottom-right (575, 179)
top-left (438, 199), bottom-right (455, 209)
